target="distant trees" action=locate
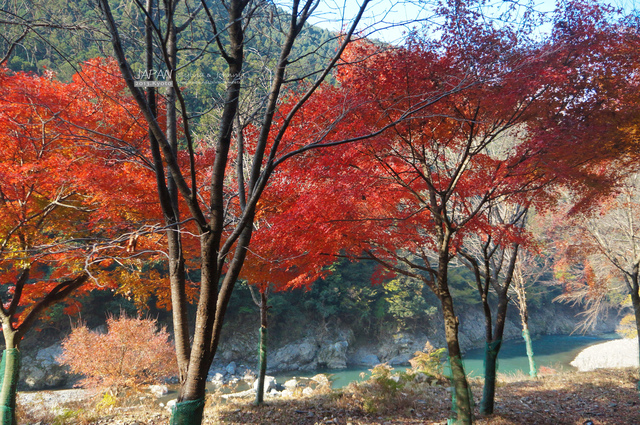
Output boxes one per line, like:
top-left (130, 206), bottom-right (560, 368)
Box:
top-left (558, 173), bottom-right (640, 370)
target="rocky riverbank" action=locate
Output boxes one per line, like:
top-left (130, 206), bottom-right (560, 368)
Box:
top-left (571, 337), bottom-right (639, 371)
top-left (16, 303), bottom-right (620, 391)
top-left (213, 302), bottom-right (620, 374)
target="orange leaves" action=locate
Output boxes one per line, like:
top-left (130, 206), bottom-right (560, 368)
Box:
top-left (58, 315), bottom-right (177, 391)
top-left (0, 59), bottom-right (170, 338)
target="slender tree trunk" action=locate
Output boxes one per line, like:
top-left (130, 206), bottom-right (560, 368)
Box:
top-left (479, 294), bottom-right (508, 415)
top-left (514, 268), bottom-right (537, 378)
top-left (144, 0), bottom-right (191, 382)
top-left (629, 274), bottom-right (640, 395)
top-left (440, 289), bottom-right (473, 424)
top-left (255, 290), bottom-right (268, 405)
top-left (522, 321), bottom-right (536, 378)
top-left (0, 326), bottom-right (19, 425)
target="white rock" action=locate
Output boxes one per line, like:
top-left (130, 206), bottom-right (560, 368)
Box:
top-left (284, 378), bottom-right (299, 389)
top-left (311, 374), bottom-right (331, 386)
top-left (252, 376), bottom-right (277, 392)
top-left (210, 372), bottom-right (225, 383)
top-left (148, 384), bottom-right (169, 397)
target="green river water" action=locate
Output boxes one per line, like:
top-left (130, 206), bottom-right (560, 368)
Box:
top-left (158, 334), bottom-right (615, 402)
top-left (273, 334), bottom-right (617, 388)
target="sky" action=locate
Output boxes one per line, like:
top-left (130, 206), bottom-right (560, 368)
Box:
top-left (302, 0), bottom-right (561, 44)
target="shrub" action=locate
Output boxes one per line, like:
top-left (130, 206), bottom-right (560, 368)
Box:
top-left (617, 314), bottom-right (638, 339)
top-left (58, 315), bottom-right (176, 392)
top-left (347, 364), bottom-right (412, 414)
top-left (408, 342), bottom-right (446, 379)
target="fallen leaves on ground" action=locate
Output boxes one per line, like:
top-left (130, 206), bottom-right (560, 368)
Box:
top-left (17, 368), bottom-right (640, 424)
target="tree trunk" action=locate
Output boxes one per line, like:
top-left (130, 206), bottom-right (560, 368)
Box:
top-left (629, 277), bottom-right (640, 396)
top-left (171, 235), bottom-right (217, 424)
top-left (479, 294), bottom-right (508, 415)
top-left (441, 291), bottom-right (474, 424)
top-left (522, 323), bottom-right (537, 378)
top-left (255, 290), bottom-right (268, 405)
top-left (480, 341), bottom-right (500, 415)
top-left (0, 327), bottom-right (19, 425)
top-left (514, 266), bottom-right (536, 378)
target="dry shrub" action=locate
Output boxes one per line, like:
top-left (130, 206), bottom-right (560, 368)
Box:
top-left (58, 315), bottom-right (176, 393)
top-left (617, 313), bottom-right (638, 338)
top-left (343, 364), bottom-right (422, 415)
top-left (409, 342), bottom-right (447, 380)
top-left (341, 347), bottom-right (452, 416)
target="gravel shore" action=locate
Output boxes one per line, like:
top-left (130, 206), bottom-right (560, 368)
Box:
top-left (570, 337), bottom-right (639, 371)
top-left (17, 388), bottom-right (95, 416)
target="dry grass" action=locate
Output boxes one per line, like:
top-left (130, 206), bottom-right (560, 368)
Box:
top-left (16, 368), bottom-right (640, 425)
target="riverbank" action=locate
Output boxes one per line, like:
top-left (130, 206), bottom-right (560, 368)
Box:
top-left (16, 368), bottom-right (640, 424)
top-left (571, 337), bottom-right (639, 371)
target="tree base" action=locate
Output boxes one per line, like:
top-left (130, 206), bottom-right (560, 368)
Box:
top-left (170, 398), bottom-right (205, 425)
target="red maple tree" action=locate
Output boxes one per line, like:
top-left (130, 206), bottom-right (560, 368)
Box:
top-left (0, 59), bottom-right (160, 417)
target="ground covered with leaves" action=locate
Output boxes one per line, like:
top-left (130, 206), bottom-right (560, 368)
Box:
top-left (17, 368), bottom-right (640, 425)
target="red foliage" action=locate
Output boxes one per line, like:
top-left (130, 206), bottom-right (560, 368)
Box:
top-left (0, 59), bottom-right (164, 341)
top-left (252, 0), bottom-right (640, 293)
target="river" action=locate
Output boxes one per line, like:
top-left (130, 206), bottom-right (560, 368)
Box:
top-left (273, 334), bottom-right (617, 388)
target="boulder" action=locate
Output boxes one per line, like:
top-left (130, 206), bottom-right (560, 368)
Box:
top-left (284, 378), bottom-right (299, 389)
top-left (148, 384), bottom-right (169, 397)
top-left (311, 374), bottom-right (331, 388)
top-left (349, 350), bottom-right (381, 367)
top-left (317, 341), bottom-right (348, 369)
top-left (253, 375), bottom-right (277, 393)
top-left (359, 354), bottom-right (380, 366)
top-left (388, 353), bottom-right (412, 366)
top-left (225, 361), bottom-right (237, 375)
top-left (268, 338), bottom-right (318, 372)
top-left (209, 372), bottom-right (225, 385)
top-left (20, 343), bottom-right (71, 390)
top-left (243, 370), bottom-right (256, 385)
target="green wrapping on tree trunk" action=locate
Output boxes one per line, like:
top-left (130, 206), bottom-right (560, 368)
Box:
top-left (255, 326), bottom-right (268, 406)
top-left (522, 329), bottom-right (537, 378)
top-left (259, 326), bottom-right (267, 367)
top-left (479, 339), bottom-right (502, 415)
top-left (0, 349), bottom-right (20, 425)
top-left (170, 398), bottom-right (205, 425)
top-left (447, 355), bottom-right (474, 425)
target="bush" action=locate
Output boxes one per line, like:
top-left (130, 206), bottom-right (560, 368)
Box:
top-left (58, 315), bottom-right (176, 392)
top-left (347, 364), bottom-right (412, 414)
top-left (408, 342), bottom-right (446, 379)
top-left (617, 313), bottom-right (638, 339)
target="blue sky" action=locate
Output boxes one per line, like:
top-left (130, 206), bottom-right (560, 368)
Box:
top-left (303, 0), bottom-right (561, 44)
